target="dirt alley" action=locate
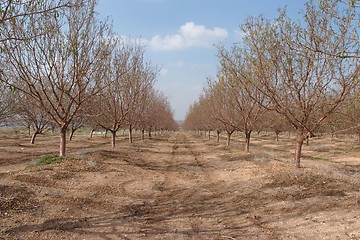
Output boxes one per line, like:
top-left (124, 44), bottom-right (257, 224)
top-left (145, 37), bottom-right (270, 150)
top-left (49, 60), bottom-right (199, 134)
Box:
top-left (0, 131), bottom-right (360, 239)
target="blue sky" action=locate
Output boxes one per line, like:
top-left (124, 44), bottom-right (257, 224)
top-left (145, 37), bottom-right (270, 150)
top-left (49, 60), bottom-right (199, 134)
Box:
top-left (96, 0), bottom-right (308, 120)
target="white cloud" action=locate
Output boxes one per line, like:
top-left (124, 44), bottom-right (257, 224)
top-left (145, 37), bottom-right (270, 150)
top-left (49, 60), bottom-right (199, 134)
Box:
top-left (150, 22), bottom-right (228, 51)
top-left (151, 35), bottom-right (184, 51)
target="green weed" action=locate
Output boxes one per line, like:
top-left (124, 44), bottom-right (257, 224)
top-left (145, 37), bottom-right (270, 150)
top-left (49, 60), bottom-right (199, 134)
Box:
top-left (29, 154), bottom-right (63, 168)
top-left (302, 155), bottom-right (332, 162)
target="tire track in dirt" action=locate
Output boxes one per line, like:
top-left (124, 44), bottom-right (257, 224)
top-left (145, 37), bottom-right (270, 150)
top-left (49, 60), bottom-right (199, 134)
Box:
top-left (123, 132), bottom-right (219, 238)
top-left (131, 133), bottom-right (283, 239)
top-left (160, 132), bottom-right (213, 192)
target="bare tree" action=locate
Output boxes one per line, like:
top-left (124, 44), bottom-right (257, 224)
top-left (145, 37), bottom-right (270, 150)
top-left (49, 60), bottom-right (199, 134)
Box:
top-left (0, 0), bottom-right (73, 43)
top-left (68, 115), bottom-right (87, 141)
top-left (205, 78), bottom-right (239, 146)
top-left (152, 94), bottom-right (178, 133)
top-left (183, 94), bottom-right (216, 139)
top-left (217, 48), bottom-right (269, 152)
top-left (197, 95), bottom-right (217, 140)
top-left (345, 92), bottom-right (360, 141)
top-left (332, 88), bottom-right (360, 141)
top-left (183, 102), bottom-right (201, 132)
top-left (228, 1), bottom-right (359, 167)
top-left (2, 0), bottom-right (112, 156)
top-left (0, 82), bottom-right (14, 125)
top-left (304, 0), bottom-right (359, 59)
top-left (263, 111), bottom-right (292, 142)
top-left (137, 88), bottom-right (158, 140)
top-left (90, 39), bottom-right (157, 147)
top-left (14, 92), bottom-right (50, 144)
top-left (124, 59), bottom-right (158, 144)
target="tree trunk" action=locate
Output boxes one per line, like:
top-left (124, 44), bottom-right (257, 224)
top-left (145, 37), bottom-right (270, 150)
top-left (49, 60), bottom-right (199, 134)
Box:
top-left (105, 129), bottom-right (109, 138)
top-left (141, 129), bottom-right (145, 140)
top-left (275, 131), bottom-right (280, 142)
top-left (226, 131), bottom-right (232, 146)
top-left (69, 129), bottom-right (76, 141)
top-left (60, 127), bottom-right (66, 157)
top-left (30, 131), bottom-right (39, 144)
top-left (208, 130), bottom-right (211, 140)
top-left (129, 126), bottom-right (133, 144)
top-left (245, 130), bottom-right (252, 153)
top-left (294, 130), bottom-right (305, 168)
top-left (216, 130), bottom-right (220, 143)
top-left (89, 129), bottom-right (94, 138)
top-left (148, 128), bottom-right (152, 138)
top-left (111, 131), bottom-right (116, 148)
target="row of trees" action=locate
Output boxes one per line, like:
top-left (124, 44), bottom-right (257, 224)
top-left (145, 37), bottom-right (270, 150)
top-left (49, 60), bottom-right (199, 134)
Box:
top-left (184, 0), bottom-right (359, 167)
top-left (0, 0), bottom-right (178, 156)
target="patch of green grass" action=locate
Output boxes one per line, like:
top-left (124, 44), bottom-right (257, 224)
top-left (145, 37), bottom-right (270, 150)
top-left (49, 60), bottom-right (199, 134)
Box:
top-left (29, 154), bottom-right (63, 168)
top-left (177, 167), bottom-right (185, 175)
top-left (199, 199), bottom-right (206, 205)
top-left (215, 218), bottom-right (222, 224)
top-left (303, 155), bottom-right (332, 162)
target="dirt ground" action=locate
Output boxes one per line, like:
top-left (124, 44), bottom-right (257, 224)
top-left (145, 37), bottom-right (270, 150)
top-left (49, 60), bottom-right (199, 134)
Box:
top-left (0, 129), bottom-right (359, 240)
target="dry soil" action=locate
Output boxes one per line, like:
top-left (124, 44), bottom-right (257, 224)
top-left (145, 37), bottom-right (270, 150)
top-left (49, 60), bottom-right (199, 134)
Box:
top-left (0, 130), bottom-right (359, 239)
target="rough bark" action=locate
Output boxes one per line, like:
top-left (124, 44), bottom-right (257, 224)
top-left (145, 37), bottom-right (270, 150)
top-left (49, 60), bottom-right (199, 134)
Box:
top-left (226, 131), bottom-right (232, 146)
top-left (89, 129), bottom-right (94, 138)
top-left (245, 130), bottom-right (252, 153)
top-left (69, 129), bottom-right (76, 141)
top-left (111, 131), bottom-right (116, 148)
top-left (30, 131), bottom-right (39, 144)
top-left (275, 131), bottom-right (280, 142)
top-left (141, 129), bottom-right (145, 140)
top-left (60, 127), bottom-right (66, 157)
top-left (216, 130), bottom-right (220, 143)
top-left (294, 130), bottom-right (306, 168)
top-left (129, 126), bottom-right (133, 144)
